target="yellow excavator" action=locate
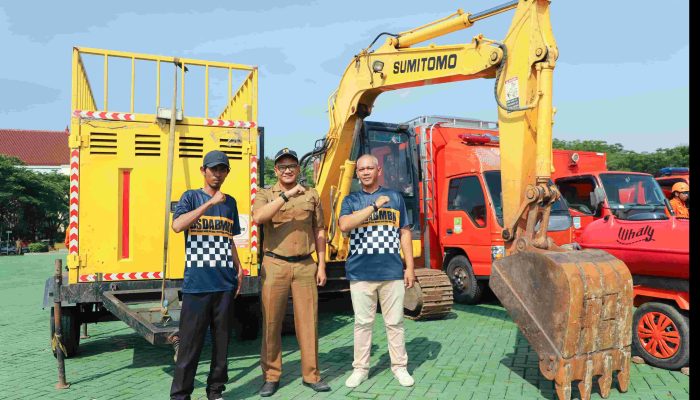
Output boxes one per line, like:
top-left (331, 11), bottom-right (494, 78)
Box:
top-left (302, 1), bottom-right (633, 399)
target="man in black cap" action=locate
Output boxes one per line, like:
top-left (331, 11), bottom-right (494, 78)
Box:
top-left (170, 150), bottom-right (243, 400)
top-left (252, 148), bottom-right (330, 396)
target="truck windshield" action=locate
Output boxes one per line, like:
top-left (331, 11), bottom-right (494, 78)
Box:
top-left (484, 171), bottom-right (571, 229)
top-left (599, 173), bottom-right (669, 219)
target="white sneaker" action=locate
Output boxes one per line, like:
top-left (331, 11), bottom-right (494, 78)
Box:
top-left (345, 369), bottom-right (369, 388)
top-left (393, 368), bottom-right (414, 387)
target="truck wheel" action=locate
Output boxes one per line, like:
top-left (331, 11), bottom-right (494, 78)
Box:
top-left (446, 255), bottom-right (483, 305)
top-left (50, 307), bottom-right (80, 358)
top-left (632, 302), bottom-right (689, 370)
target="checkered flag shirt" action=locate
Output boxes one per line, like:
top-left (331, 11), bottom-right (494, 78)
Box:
top-left (349, 224), bottom-right (401, 255)
top-left (185, 234), bottom-right (234, 269)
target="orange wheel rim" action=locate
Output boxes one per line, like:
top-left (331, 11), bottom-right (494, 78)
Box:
top-left (637, 311), bottom-right (681, 359)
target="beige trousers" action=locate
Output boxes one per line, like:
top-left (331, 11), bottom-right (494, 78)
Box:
top-left (260, 256), bottom-right (320, 383)
top-left (349, 280), bottom-right (407, 373)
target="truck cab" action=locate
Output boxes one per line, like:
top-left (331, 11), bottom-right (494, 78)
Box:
top-left (412, 117), bottom-right (573, 304)
top-left (551, 158), bottom-right (690, 370)
top-left (551, 149), bottom-right (675, 239)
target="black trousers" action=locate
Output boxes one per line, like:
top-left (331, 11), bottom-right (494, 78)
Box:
top-left (170, 290), bottom-right (235, 400)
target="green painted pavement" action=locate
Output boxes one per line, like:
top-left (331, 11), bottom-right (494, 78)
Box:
top-left (0, 253), bottom-right (689, 399)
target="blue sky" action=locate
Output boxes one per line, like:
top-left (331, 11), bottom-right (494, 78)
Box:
top-left (0, 1), bottom-right (688, 156)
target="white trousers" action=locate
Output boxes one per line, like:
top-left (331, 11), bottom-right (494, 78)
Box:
top-left (349, 280), bottom-right (407, 372)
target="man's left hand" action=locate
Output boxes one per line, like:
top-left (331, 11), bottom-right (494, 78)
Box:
top-left (404, 269), bottom-right (416, 289)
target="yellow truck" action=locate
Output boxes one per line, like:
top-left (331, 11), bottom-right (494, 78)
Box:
top-left (45, 47), bottom-right (262, 356)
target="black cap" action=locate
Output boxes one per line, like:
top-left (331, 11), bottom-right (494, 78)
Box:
top-left (274, 148), bottom-right (298, 163)
top-left (202, 150), bottom-right (230, 168)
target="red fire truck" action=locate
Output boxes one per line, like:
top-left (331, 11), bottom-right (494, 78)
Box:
top-left (551, 150), bottom-right (689, 370)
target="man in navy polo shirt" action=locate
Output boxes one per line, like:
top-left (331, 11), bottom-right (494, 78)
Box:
top-left (338, 154), bottom-right (416, 389)
top-left (170, 150), bottom-right (243, 400)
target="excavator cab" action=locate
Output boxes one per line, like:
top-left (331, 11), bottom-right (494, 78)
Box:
top-left (348, 121), bottom-right (421, 238)
top-left (343, 121), bottom-right (454, 320)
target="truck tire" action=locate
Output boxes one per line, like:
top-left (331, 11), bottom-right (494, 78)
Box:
top-left (50, 307), bottom-right (80, 358)
top-left (632, 302), bottom-right (689, 370)
top-left (446, 255), bottom-right (483, 305)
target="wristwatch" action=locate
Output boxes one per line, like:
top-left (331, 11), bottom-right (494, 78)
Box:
top-left (280, 192), bottom-right (289, 202)
top-left (372, 202), bottom-right (379, 212)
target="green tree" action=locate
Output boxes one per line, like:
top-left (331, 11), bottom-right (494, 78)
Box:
top-left (261, 156), bottom-right (315, 188)
top-left (0, 154), bottom-right (69, 243)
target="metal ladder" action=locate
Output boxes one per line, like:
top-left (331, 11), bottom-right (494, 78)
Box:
top-left (419, 123), bottom-right (438, 269)
top-left (420, 124), bottom-right (437, 223)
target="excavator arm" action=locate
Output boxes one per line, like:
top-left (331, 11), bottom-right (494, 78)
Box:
top-left (317, 37), bottom-right (505, 255)
top-left (316, 0), bottom-right (558, 257)
top-left (310, 2), bottom-right (633, 399)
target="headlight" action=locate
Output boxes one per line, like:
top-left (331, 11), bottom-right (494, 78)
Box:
top-left (491, 245), bottom-right (505, 261)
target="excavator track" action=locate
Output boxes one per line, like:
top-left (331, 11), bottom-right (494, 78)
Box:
top-left (403, 268), bottom-right (453, 320)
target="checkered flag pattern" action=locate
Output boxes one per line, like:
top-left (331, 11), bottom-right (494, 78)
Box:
top-left (349, 225), bottom-right (400, 255)
top-left (185, 234), bottom-right (234, 268)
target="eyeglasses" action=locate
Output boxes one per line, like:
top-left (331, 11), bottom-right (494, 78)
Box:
top-left (276, 164), bottom-right (298, 172)
top-left (681, 191), bottom-right (689, 195)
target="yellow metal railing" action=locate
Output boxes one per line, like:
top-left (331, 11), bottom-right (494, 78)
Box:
top-left (218, 68), bottom-right (258, 122)
top-left (72, 49), bottom-right (98, 112)
top-left (71, 47), bottom-right (257, 121)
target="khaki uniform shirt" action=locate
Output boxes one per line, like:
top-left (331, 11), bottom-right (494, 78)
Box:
top-left (253, 182), bottom-right (325, 257)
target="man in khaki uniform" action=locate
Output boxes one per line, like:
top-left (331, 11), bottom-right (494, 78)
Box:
top-left (252, 148), bottom-right (331, 396)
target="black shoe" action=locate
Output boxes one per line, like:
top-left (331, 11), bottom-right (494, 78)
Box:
top-left (206, 389), bottom-right (223, 400)
top-left (302, 379), bottom-right (331, 392)
top-left (259, 381), bottom-right (279, 397)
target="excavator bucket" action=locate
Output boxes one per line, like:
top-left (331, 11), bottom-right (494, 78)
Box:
top-left (490, 249), bottom-right (633, 400)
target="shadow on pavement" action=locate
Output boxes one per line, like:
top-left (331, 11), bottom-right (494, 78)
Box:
top-left (380, 336), bottom-right (442, 376)
top-left (451, 302), bottom-right (510, 320)
top-left (500, 330), bottom-right (552, 398)
top-left (500, 330), bottom-right (602, 400)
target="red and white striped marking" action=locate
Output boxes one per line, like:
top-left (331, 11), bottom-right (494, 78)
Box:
top-left (73, 110), bottom-right (135, 121)
top-left (68, 150), bottom-right (80, 255)
top-left (250, 156), bottom-right (258, 254)
top-left (79, 271), bottom-right (163, 282)
top-left (203, 118), bottom-right (256, 128)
